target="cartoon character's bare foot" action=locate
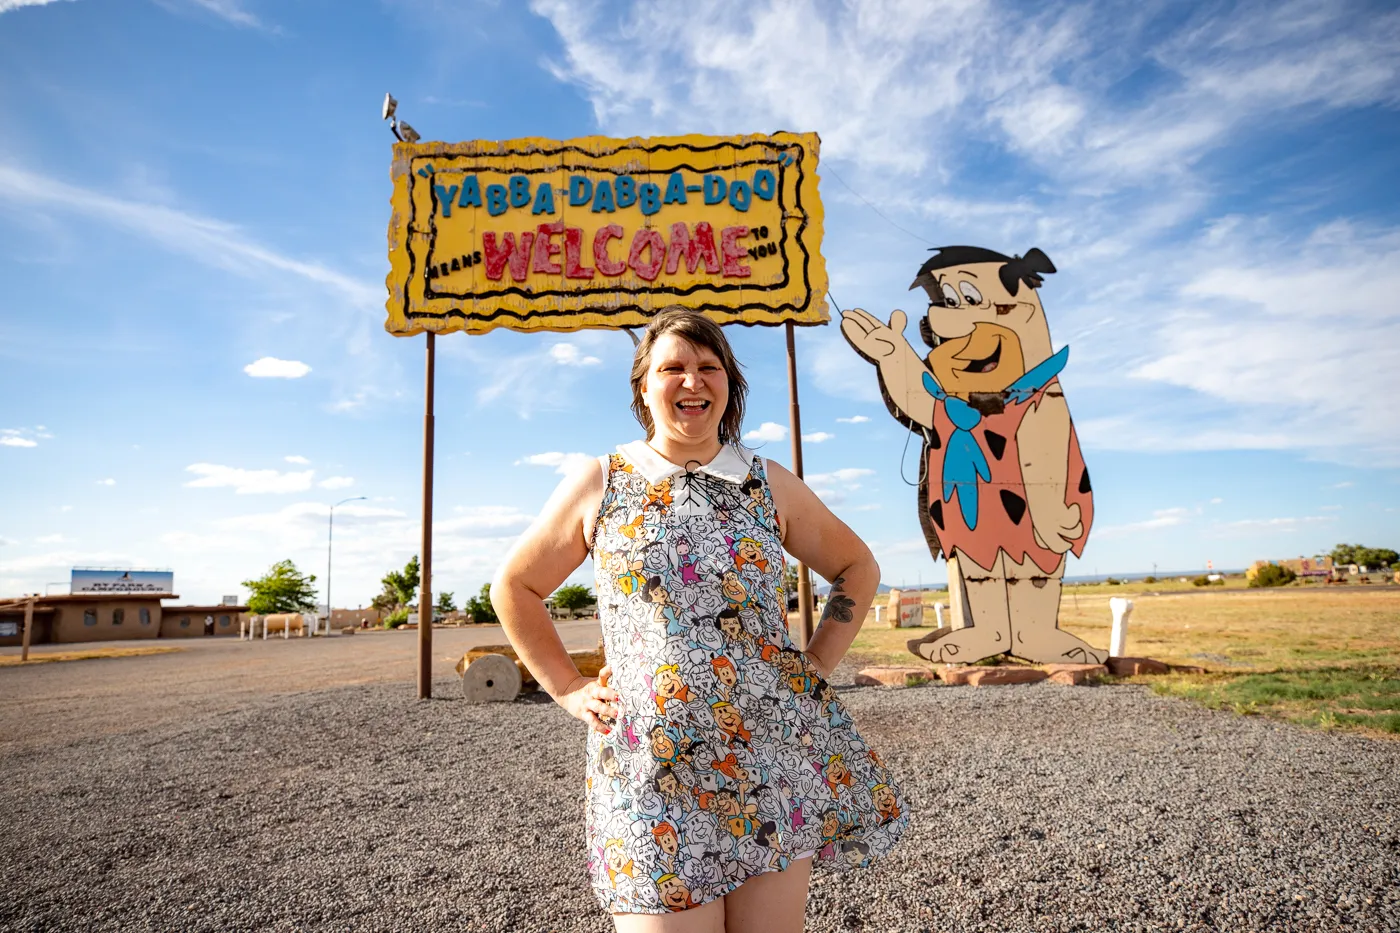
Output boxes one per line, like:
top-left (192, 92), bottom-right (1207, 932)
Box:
top-left (906, 626), bottom-right (1008, 665)
top-left (1011, 625), bottom-right (1107, 664)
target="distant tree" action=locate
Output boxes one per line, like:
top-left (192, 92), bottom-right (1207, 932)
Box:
top-left (1328, 543), bottom-right (1398, 568)
top-left (381, 555), bottom-right (421, 608)
top-left (370, 591), bottom-right (398, 615)
top-left (242, 559), bottom-right (318, 615)
top-left (435, 591), bottom-right (457, 614)
top-left (553, 584), bottom-right (596, 612)
top-left (1142, 575), bottom-right (1158, 584)
top-left (1249, 563), bottom-right (1297, 588)
top-left (463, 583), bottom-right (498, 624)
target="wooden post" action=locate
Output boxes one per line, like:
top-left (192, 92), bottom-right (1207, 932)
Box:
top-left (418, 332), bottom-right (436, 699)
top-left (21, 596), bottom-right (34, 662)
top-left (784, 322), bottom-right (815, 649)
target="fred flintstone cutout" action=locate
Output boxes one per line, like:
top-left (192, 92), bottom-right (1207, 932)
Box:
top-left (841, 246), bottom-right (1105, 665)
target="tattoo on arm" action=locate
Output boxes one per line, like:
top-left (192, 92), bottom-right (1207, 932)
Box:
top-left (822, 575), bottom-right (857, 624)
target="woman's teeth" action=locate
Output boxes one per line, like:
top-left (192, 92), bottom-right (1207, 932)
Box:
top-left (677, 400), bottom-right (710, 411)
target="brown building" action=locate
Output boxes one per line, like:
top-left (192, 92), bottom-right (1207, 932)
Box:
top-left (160, 605), bottom-right (248, 638)
top-left (35, 594), bottom-right (171, 643)
top-left (0, 604), bottom-right (55, 647)
top-left (0, 595), bottom-right (249, 645)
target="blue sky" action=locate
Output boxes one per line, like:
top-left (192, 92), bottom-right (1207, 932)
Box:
top-left (1, 0), bottom-right (1397, 606)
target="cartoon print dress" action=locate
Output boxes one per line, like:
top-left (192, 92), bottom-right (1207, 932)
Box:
top-left (585, 441), bottom-right (908, 914)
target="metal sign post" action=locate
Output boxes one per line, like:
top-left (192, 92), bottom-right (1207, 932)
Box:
top-left (785, 322), bottom-right (815, 648)
top-left (419, 332), bottom-right (436, 699)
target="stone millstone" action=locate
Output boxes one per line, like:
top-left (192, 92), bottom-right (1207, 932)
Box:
top-left (1044, 663), bottom-right (1109, 685)
top-left (461, 653), bottom-right (522, 703)
top-left (1107, 656), bottom-right (1171, 676)
top-left (854, 666), bottom-right (934, 688)
top-left (964, 667), bottom-right (1049, 687)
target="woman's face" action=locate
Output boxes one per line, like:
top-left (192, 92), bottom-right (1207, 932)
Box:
top-left (641, 333), bottom-right (729, 445)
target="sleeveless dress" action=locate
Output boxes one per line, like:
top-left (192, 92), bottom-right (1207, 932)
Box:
top-left (584, 440), bottom-right (908, 914)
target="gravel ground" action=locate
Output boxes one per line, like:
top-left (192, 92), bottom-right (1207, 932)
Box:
top-left (2, 652), bottom-right (1399, 932)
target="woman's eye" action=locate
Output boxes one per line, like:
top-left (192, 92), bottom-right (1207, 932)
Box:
top-left (939, 283), bottom-right (961, 308)
top-left (960, 282), bottom-right (983, 305)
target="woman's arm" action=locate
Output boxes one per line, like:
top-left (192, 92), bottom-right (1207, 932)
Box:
top-left (765, 459), bottom-right (880, 678)
top-left (490, 459), bottom-right (618, 731)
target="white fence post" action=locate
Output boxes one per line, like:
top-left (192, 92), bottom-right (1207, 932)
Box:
top-left (1109, 597), bottom-right (1134, 657)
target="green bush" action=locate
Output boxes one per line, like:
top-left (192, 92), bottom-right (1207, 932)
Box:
top-left (1249, 563), bottom-right (1298, 588)
top-left (553, 584), bottom-right (596, 612)
top-left (1142, 575), bottom-right (1157, 584)
top-left (384, 607), bottom-right (410, 629)
top-left (1105, 576), bottom-right (1122, 585)
top-left (1191, 575), bottom-right (1224, 587)
top-left (463, 584), bottom-right (498, 624)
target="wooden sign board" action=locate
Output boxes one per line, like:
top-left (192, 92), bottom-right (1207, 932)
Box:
top-left (384, 132), bottom-right (827, 336)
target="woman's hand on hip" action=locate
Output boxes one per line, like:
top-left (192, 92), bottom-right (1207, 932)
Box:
top-left (558, 664), bottom-right (619, 733)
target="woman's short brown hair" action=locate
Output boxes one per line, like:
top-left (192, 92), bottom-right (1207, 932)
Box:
top-left (630, 307), bottom-right (748, 446)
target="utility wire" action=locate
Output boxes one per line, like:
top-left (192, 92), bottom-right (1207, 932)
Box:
top-left (823, 160), bottom-right (933, 247)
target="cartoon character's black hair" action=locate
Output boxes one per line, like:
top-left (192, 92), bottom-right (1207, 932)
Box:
top-left (740, 477), bottom-right (762, 495)
top-left (640, 575), bottom-right (665, 602)
top-left (909, 245), bottom-right (1057, 308)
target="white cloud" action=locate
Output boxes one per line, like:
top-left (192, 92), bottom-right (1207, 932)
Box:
top-left (184, 463), bottom-right (315, 495)
top-left (0, 164), bottom-right (377, 305)
top-left (836, 416), bottom-right (870, 424)
top-left (319, 476), bottom-right (354, 490)
top-left (95, 478), bottom-right (116, 486)
top-left (1095, 507), bottom-right (1191, 539)
top-left (285, 455), bottom-right (311, 465)
top-left (244, 357), bottom-right (311, 379)
top-left (743, 422), bottom-right (789, 443)
top-left (35, 534), bottom-right (66, 544)
top-left (806, 468), bottom-right (875, 485)
top-left (1, 436), bottom-right (37, 448)
top-left (0, 0), bottom-right (73, 12)
top-left (518, 451), bottom-right (595, 475)
top-left (1332, 481), bottom-right (1355, 488)
top-left (549, 343), bottom-right (602, 366)
top-left (183, 0), bottom-right (264, 29)
top-left (1210, 497), bottom-right (1224, 504)
top-left (1122, 222), bottom-right (1400, 464)
top-left (1209, 515), bottom-right (1335, 536)
top-left (802, 432), bottom-right (834, 443)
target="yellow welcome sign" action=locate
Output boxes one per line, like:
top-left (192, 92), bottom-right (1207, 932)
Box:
top-left (384, 132), bottom-right (827, 335)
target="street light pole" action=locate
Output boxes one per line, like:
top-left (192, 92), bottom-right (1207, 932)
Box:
top-left (327, 496), bottom-right (367, 635)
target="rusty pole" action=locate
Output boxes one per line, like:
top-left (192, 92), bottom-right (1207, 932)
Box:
top-left (21, 595), bottom-right (34, 662)
top-left (418, 332), bottom-right (436, 699)
top-left (784, 322), bottom-right (815, 649)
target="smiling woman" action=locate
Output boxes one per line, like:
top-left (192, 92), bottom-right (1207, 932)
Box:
top-left (490, 306), bottom-right (908, 931)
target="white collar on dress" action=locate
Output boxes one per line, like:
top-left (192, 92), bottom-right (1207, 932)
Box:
top-left (617, 440), bottom-right (756, 485)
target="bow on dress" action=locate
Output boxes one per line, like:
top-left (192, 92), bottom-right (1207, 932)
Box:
top-left (919, 345), bottom-right (1070, 530)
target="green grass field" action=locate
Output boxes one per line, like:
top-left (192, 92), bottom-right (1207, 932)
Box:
top-left (843, 583), bottom-right (1400, 737)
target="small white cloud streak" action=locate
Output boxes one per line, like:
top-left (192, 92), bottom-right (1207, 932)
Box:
top-left (549, 343), bottom-right (602, 366)
top-left (95, 478), bottom-right (116, 486)
top-left (802, 432), bottom-right (835, 443)
top-left (743, 422), bottom-right (789, 443)
top-left (185, 0), bottom-right (262, 29)
top-left (836, 416), bottom-right (870, 424)
top-left (1095, 507), bottom-right (1191, 539)
top-left (285, 455), bottom-right (311, 465)
top-left (0, 0), bottom-right (73, 12)
top-left (319, 476), bottom-right (354, 490)
top-left (518, 451), bottom-right (595, 475)
top-left (244, 357), bottom-right (311, 379)
top-left (184, 463), bottom-right (315, 495)
top-left (1, 436), bottom-right (37, 447)
top-left (0, 163), bottom-right (377, 305)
